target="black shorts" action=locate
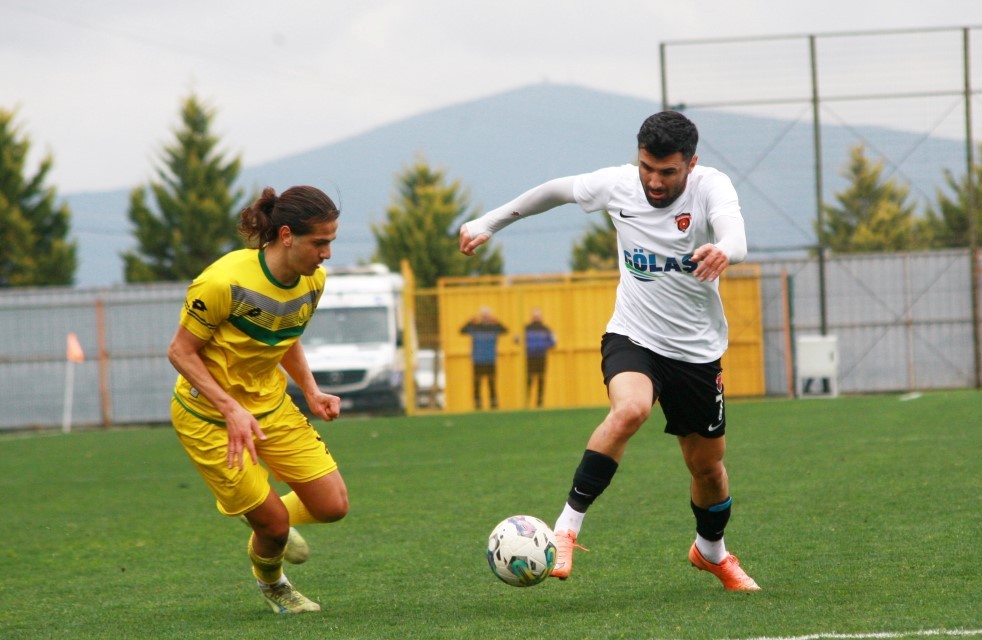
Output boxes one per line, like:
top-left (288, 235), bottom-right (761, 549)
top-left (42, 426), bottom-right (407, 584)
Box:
top-left (600, 333), bottom-right (726, 438)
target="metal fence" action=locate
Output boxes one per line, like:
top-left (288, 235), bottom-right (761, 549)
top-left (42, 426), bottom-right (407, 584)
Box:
top-left (1, 249), bottom-right (979, 430)
top-left (660, 27), bottom-right (982, 243)
top-left (661, 26), bottom-right (982, 385)
top-left (0, 283), bottom-right (186, 430)
top-left (758, 249), bottom-right (979, 396)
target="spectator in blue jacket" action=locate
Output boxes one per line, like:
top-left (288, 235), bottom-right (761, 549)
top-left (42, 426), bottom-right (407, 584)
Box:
top-left (524, 308), bottom-right (556, 408)
top-left (460, 307), bottom-right (508, 409)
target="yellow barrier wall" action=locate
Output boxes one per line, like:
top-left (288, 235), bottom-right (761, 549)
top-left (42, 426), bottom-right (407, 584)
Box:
top-left (434, 267), bottom-right (764, 413)
top-left (721, 264), bottom-right (766, 399)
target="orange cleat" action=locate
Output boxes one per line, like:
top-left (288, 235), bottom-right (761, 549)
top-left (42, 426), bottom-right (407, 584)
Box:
top-left (688, 543), bottom-right (761, 591)
top-left (551, 529), bottom-right (588, 580)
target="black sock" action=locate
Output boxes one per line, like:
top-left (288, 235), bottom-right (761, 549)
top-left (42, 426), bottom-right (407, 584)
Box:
top-left (691, 497), bottom-right (732, 541)
top-left (567, 449), bottom-right (619, 512)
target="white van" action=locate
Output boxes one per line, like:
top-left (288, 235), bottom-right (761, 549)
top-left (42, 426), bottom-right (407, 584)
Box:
top-left (289, 264), bottom-right (405, 414)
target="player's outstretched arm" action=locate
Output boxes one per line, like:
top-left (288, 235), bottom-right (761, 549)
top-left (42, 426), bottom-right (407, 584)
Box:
top-left (459, 176), bottom-right (577, 255)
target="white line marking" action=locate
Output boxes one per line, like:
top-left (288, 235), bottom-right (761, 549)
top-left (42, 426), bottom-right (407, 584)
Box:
top-left (725, 630), bottom-right (982, 640)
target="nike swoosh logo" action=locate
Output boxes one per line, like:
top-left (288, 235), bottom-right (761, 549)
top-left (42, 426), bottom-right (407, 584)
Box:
top-left (707, 422), bottom-right (723, 432)
top-left (618, 210), bottom-right (637, 219)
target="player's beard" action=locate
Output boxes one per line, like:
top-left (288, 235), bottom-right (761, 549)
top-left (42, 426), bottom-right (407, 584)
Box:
top-left (645, 178), bottom-right (687, 208)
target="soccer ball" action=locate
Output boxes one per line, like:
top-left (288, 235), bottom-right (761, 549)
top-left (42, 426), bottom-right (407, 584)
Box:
top-left (486, 515), bottom-right (557, 587)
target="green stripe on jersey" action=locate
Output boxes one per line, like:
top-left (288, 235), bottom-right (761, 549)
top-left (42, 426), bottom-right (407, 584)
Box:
top-left (228, 314), bottom-right (308, 345)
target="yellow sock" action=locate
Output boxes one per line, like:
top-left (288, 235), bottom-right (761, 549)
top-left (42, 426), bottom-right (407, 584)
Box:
top-left (281, 491), bottom-right (320, 526)
top-left (248, 535), bottom-right (285, 585)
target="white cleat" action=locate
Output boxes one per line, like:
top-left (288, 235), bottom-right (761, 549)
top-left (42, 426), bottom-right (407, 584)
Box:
top-left (258, 577), bottom-right (320, 614)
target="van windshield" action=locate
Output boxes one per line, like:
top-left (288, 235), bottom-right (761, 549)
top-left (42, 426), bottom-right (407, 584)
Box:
top-left (303, 307), bottom-right (391, 346)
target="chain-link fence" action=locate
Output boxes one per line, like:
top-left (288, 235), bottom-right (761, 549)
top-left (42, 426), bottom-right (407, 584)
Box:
top-left (661, 25), bottom-right (982, 386)
top-left (661, 27), bottom-right (981, 250)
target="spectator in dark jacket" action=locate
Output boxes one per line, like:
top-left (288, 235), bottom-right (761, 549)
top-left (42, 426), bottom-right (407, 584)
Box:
top-left (460, 307), bottom-right (508, 409)
top-left (524, 308), bottom-right (556, 408)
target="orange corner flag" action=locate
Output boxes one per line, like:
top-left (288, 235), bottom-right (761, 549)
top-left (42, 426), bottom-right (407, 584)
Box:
top-left (66, 332), bottom-right (85, 363)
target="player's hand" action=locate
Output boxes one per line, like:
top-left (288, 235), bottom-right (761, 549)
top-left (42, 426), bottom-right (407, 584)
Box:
top-left (306, 391), bottom-right (342, 422)
top-left (690, 243), bottom-right (730, 282)
top-left (459, 224), bottom-right (490, 256)
top-left (224, 405), bottom-right (266, 469)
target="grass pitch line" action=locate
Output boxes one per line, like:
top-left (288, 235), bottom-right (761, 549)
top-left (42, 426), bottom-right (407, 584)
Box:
top-left (730, 630), bottom-right (982, 640)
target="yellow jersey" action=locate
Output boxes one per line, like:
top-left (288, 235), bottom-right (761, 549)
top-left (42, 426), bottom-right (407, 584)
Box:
top-left (172, 248), bottom-right (325, 424)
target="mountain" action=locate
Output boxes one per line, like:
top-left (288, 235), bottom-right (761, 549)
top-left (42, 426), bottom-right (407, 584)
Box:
top-left (65, 83), bottom-right (966, 287)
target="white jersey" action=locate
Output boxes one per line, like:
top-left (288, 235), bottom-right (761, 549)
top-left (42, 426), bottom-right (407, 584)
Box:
top-left (572, 163), bottom-right (744, 363)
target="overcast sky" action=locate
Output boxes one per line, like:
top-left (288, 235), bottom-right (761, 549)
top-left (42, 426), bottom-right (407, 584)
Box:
top-left (3, 1), bottom-right (982, 194)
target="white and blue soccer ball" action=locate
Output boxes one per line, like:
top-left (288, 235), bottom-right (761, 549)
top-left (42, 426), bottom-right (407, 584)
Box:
top-left (486, 515), bottom-right (557, 587)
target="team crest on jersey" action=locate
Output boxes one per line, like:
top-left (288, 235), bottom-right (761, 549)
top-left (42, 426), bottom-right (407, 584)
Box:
top-left (675, 213), bottom-right (692, 232)
top-left (298, 303), bottom-right (311, 325)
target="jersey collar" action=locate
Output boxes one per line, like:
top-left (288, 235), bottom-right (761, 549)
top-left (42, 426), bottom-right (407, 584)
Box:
top-left (258, 248), bottom-right (301, 289)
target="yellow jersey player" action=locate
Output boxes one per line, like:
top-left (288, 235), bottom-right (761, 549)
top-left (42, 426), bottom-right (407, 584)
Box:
top-left (169, 185), bottom-right (349, 613)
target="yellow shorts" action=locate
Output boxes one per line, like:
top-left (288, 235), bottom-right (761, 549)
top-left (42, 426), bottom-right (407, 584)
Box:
top-left (171, 396), bottom-right (339, 516)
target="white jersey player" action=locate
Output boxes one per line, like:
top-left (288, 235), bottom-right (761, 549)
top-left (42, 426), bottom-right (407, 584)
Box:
top-left (460, 110), bottom-right (760, 591)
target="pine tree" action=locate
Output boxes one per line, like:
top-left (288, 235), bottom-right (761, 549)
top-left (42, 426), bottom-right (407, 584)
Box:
top-left (819, 144), bottom-right (921, 253)
top-left (123, 95), bottom-right (243, 282)
top-left (371, 157), bottom-right (503, 288)
top-left (571, 213), bottom-right (618, 271)
top-left (0, 109), bottom-right (76, 286)
top-left (920, 147), bottom-right (982, 248)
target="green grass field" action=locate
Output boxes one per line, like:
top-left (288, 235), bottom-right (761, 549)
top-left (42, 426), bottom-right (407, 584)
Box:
top-left (3, 390), bottom-right (981, 639)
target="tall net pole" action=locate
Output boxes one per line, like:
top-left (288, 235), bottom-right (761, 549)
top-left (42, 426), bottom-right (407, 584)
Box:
top-left (964, 28), bottom-right (982, 388)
